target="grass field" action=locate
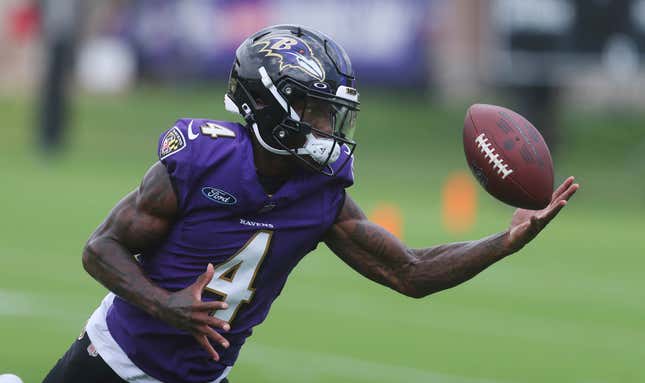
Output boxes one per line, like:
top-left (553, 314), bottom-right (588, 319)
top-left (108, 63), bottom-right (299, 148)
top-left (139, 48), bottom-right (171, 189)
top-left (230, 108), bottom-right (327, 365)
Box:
top-left (0, 86), bottom-right (643, 383)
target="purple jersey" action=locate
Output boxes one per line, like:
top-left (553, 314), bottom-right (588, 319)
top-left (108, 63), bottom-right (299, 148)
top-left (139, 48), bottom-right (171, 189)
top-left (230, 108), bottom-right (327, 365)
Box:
top-left (105, 118), bottom-right (353, 383)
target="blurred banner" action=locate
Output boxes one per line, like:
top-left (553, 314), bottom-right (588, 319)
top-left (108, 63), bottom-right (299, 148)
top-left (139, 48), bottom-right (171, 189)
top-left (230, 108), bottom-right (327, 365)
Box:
top-left (490, 0), bottom-right (645, 85)
top-left (116, 0), bottom-right (431, 86)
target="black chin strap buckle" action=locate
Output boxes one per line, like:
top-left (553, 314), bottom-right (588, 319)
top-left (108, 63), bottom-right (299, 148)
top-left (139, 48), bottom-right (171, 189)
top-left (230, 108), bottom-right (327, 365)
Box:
top-left (240, 103), bottom-right (255, 124)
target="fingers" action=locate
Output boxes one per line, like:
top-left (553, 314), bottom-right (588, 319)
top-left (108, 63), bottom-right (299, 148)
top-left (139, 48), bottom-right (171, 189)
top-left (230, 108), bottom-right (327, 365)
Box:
top-left (196, 300), bottom-right (229, 312)
top-left (192, 324), bottom-right (230, 361)
top-left (192, 263), bottom-right (215, 297)
top-left (191, 309), bottom-right (231, 331)
top-left (206, 317), bottom-right (231, 332)
top-left (191, 301), bottom-right (230, 330)
top-left (193, 334), bottom-right (220, 361)
top-left (202, 325), bottom-right (230, 349)
top-left (540, 199), bottom-right (567, 224)
top-left (541, 180), bottom-right (578, 221)
top-left (559, 183), bottom-right (579, 202)
top-left (552, 176), bottom-right (575, 200)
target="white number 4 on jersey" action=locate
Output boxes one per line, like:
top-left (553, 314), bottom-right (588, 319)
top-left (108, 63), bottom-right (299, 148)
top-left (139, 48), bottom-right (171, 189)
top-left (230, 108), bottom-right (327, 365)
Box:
top-left (200, 122), bottom-right (236, 139)
top-left (205, 231), bottom-right (272, 322)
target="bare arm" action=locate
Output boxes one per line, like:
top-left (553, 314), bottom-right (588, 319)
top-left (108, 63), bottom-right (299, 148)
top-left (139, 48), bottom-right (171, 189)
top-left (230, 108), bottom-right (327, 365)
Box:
top-left (82, 161), bottom-right (230, 360)
top-left (324, 177), bottom-right (579, 298)
top-left (82, 162), bottom-right (177, 313)
top-left (324, 196), bottom-right (511, 298)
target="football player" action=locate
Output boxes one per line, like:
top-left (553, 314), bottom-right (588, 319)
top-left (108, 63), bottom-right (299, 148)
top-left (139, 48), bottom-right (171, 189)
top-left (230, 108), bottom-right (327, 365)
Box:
top-left (43, 25), bottom-right (578, 383)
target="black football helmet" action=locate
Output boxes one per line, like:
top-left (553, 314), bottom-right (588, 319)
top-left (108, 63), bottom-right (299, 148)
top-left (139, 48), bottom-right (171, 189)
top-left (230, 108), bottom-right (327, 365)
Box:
top-left (225, 24), bottom-right (359, 175)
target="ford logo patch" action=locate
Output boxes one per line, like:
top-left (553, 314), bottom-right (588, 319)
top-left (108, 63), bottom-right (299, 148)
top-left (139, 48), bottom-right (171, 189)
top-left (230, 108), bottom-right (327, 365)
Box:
top-left (201, 187), bottom-right (237, 205)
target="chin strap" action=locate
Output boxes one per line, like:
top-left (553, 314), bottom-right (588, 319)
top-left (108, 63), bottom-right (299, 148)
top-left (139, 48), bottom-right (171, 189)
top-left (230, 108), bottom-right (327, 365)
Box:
top-left (251, 122), bottom-right (290, 156)
top-left (251, 123), bottom-right (341, 164)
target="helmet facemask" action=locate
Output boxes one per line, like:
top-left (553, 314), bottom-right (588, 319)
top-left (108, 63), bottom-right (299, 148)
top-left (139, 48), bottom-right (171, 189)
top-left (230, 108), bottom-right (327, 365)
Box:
top-left (272, 84), bottom-right (357, 175)
top-left (239, 66), bottom-right (358, 176)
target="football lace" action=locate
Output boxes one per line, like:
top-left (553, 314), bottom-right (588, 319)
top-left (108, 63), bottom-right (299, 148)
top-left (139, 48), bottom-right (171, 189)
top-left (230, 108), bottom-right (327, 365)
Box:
top-left (475, 133), bottom-right (514, 179)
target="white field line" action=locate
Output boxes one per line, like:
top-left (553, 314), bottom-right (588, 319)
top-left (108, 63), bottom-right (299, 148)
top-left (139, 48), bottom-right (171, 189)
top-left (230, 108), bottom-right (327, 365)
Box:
top-left (0, 290), bottom-right (35, 316)
top-left (2, 290), bottom-right (509, 382)
top-left (240, 342), bottom-right (510, 383)
top-left (0, 289), bottom-right (88, 323)
top-left (272, 284), bottom-right (644, 354)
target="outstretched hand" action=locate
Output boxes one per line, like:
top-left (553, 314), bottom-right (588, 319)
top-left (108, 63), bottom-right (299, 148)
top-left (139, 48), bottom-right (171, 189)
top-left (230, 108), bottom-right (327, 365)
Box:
top-left (505, 176), bottom-right (579, 253)
top-left (157, 264), bottom-right (230, 361)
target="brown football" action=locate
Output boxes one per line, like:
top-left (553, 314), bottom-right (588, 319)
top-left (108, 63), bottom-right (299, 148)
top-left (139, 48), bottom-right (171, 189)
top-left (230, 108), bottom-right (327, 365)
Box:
top-left (463, 104), bottom-right (554, 210)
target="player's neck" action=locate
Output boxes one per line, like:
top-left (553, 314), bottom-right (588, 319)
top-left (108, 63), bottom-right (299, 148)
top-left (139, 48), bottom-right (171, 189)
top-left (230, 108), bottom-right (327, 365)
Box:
top-left (251, 137), bottom-right (296, 178)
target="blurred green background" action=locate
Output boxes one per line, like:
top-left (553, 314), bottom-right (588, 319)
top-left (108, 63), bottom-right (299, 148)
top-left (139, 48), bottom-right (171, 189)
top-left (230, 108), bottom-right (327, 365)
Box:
top-left (3, 1), bottom-right (645, 381)
top-left (1, 86), bottom-right (644, 382)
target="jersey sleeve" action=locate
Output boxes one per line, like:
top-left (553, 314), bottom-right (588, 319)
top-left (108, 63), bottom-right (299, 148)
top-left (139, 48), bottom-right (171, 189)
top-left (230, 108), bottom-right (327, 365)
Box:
top-left (157, 119), bottom-right (193, 211)
top-left (157, 118), bottom-right (243, 212)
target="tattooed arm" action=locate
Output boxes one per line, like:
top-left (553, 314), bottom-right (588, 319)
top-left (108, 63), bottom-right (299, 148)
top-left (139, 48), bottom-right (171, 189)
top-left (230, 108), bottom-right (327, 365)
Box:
top-left (82, 161), bottom-right (230, 360)
top-left (324, 177), bottom-right (578, 298)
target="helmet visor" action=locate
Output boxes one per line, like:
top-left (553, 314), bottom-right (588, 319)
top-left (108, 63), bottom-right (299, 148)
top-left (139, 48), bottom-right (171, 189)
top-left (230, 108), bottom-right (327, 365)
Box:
top-left (290, 93), bottom-right (358, 142)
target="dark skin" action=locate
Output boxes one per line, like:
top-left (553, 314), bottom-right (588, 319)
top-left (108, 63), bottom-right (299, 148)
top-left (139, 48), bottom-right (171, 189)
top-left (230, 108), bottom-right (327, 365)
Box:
top-left (82, 109), bottom-right (579, 361)
top-left (325, 177), bottom-right (578, 298)
top-left (82, 162), bottom-right (231, 361)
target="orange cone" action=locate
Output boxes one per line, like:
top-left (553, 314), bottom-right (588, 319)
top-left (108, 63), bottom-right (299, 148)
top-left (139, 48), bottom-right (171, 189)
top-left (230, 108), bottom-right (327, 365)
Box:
top-left (369, 203), bottom-right (403, 239)
top-left (442, 171), bottom-right (477, 234)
